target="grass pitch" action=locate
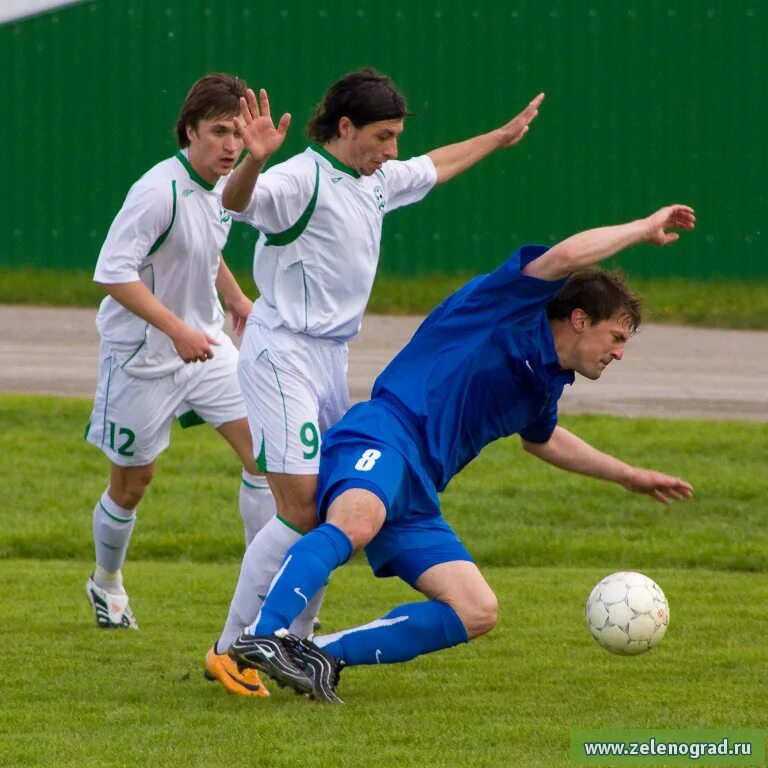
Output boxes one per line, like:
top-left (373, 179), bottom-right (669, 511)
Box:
top-left (3, 561), bottom-right (766, 768)
top-left (1, 395), bottom-right (767, 767)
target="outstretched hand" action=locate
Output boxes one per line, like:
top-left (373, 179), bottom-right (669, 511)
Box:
top-left (645, 204), bottom-right (696, 246)
top-left (622, 467), bottom-right (694, 505)
top-left (235, 88), bottom-right (291, 164)
top-left (494, 92), bottom-right (545, 148)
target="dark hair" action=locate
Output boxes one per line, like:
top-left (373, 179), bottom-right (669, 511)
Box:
top-left (546, 269), bottom-right (642, 332)
top-left (176, 73), bottom-right (248, 148)
top-left (307, 68), bottom-right (409, 142)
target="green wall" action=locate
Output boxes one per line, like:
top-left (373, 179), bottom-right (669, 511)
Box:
top-left (2, 0), bottom-right (765, 278)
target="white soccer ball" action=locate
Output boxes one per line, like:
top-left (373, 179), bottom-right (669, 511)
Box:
top-left (585, 571), bottom-right (669, 655)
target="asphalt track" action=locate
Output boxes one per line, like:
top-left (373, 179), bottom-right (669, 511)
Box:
top-left (0, 305), bottom-right (766, 421)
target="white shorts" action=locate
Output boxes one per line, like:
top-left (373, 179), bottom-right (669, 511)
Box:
top-left (86, 335), bottom-right (246, 467)
top-left (238, 321), bottom-right (349, 475)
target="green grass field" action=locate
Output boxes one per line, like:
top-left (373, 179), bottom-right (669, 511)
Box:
top-left (2, 395), bottom-right (767, 767)
top-left (3, 267), bottom-right (768, 329)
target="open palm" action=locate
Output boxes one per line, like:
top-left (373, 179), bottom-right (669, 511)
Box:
top-left (234, 88), bottom-right (291, 163)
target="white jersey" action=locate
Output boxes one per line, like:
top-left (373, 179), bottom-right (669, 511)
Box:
top-left (94, 150), bottom-right (232, 378)
top-left (231, 145), bottom-right (436, 342)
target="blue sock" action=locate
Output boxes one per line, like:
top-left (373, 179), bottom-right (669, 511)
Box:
top-left (314, 600), bottom-right (468, 665)
top-left (253, 523), bottom-right (352, 635)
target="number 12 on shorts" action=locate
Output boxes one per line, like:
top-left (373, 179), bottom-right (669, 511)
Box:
top-left (355, 449), bottom-right (382, 472)
top-left (108, 421), bottom-right (136, 457)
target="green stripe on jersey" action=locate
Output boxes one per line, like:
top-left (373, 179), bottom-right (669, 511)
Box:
top-left (265, 163), bottom-right (320, 247)
top-left (120, 265), bottom-right (154, 369)
top-left (148, 180), bottom-right (177, 255)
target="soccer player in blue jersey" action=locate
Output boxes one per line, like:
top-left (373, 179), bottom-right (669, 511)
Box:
top-left (229, 203), bottom-right (696, 702)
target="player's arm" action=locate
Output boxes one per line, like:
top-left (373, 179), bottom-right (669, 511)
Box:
top-left (95, 185), bottom-right (218, 363)
top-left (216, 255), bottom-right (253, 336)
top-left (522, 205), bottom-right (696, 281)
top-left (521, 425), bottom-right (693, 504)
top-left (222, 87), bottom-right (291, 212)
top-left (98, 281), bottom-right (218, 363)
top-left (426, 93), bottom-right (544, 184)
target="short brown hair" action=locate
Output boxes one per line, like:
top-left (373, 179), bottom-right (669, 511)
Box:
top-left (546, 269), bottom-right (643, 332)
top-left (307, 68), bottom-right (409, 143)
top-left (175, 73), bottom-right (248, 148)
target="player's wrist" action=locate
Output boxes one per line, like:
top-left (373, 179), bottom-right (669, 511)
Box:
top-left (164, 315), bottom-right (189, 343)
top-left (618, 464), bottom-right (639, 489)
top-left (243, 152), bottom-right (267, 169)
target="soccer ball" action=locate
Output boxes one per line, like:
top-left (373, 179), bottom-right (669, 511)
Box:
top-left (585, 571), bottom-right (669, 655)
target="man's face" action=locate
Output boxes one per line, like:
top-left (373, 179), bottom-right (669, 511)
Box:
top-left (569, 312), bottom-right (632, 380)
top-left (342, 118), bottom-right (404, 176)
top-left (186, 115), bottom-right (244, 184)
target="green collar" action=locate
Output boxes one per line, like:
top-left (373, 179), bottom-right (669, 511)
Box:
top-left (310, 143), bottom-right (360, 179)
top-left (175, 151), bottom-right (216, 191)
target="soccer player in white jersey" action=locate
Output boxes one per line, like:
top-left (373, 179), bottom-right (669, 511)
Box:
top-left (84, 74), bottom-right (273, 698)
top-left (208, 69), bottom-right (544, 693)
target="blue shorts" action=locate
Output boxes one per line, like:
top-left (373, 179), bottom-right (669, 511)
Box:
top-left (316, 400), bottom-right (474, 585)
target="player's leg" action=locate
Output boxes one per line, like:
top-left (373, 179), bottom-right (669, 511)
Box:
top-left (252, 332), bottom-right (350, 639)
top-left (198, 419), bottom-right (273, 696)
top-left (246, 487), bottom-right (384, 636)
top-left (215, 326), bottom-right (344, 653)
top-left (414, 560), bottom-right (498, 639)
top-left (216, 472), bottom-right (318, 652)
top-left (211, 326), bottom-right (343, 699)
top-left (278, 545), bottom-right (476, 702)
top-left (292, 348), bottom-right (352, 637)
top-left (262, 470), bottom-right (324, 639)
top-left (181, 334), bottom-right (275, 548)
top-left (228, 486), bottom-right (380, 701)
top-left (242, 426), bottom-right (473, 700)
top-left (244, 418), bottom-right (404, 639)
top-left (85, 460), bottom-right (155, 630)
top-left (215, 417), bottom-right (275, 547)
top-left (312, 534), bottom-right (478, 666)
top-left (232, 506), bottom-right (477, 701)
top-left (229, 426), bottom-right (402, 700)
top-left (84, 352), bottom-right (179, 629)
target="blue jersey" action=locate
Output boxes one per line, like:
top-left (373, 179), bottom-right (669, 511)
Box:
top-left (371, 245), bottom-right (575, 492)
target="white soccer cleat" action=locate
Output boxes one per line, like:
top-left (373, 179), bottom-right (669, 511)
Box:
top-left (86, 577), bottom-right (139, 630)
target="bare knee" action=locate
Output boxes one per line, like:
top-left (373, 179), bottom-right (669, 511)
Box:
top-left (416, 561), bottom-right (499, 640)
top-left (109, 464), bottom-right (154, 509)
top-left (268, 473), bottom-right (319, 533)
top-left (326, 489), bottom-right (386, 551)
top-left (451, 590), bottom-right (499, 639)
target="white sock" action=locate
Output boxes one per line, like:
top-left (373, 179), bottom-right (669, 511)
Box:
top-left (92, 490), bottom-right (135, 594)
top-left (216, 515), bottom-right (302, 652)
top-left (94, 564), bottom-right (125, 595)
top-left (289, 583), bottom-right (328, 639)
top-left (239, 471), bottom-right (276, 547)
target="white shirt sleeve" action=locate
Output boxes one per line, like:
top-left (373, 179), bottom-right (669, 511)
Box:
top-left (383, 155), bottom-right (438, 212)
top-left (93, 181), bottom-right (174, 284)
top-left (226, 161), bottom-right (315, 234)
